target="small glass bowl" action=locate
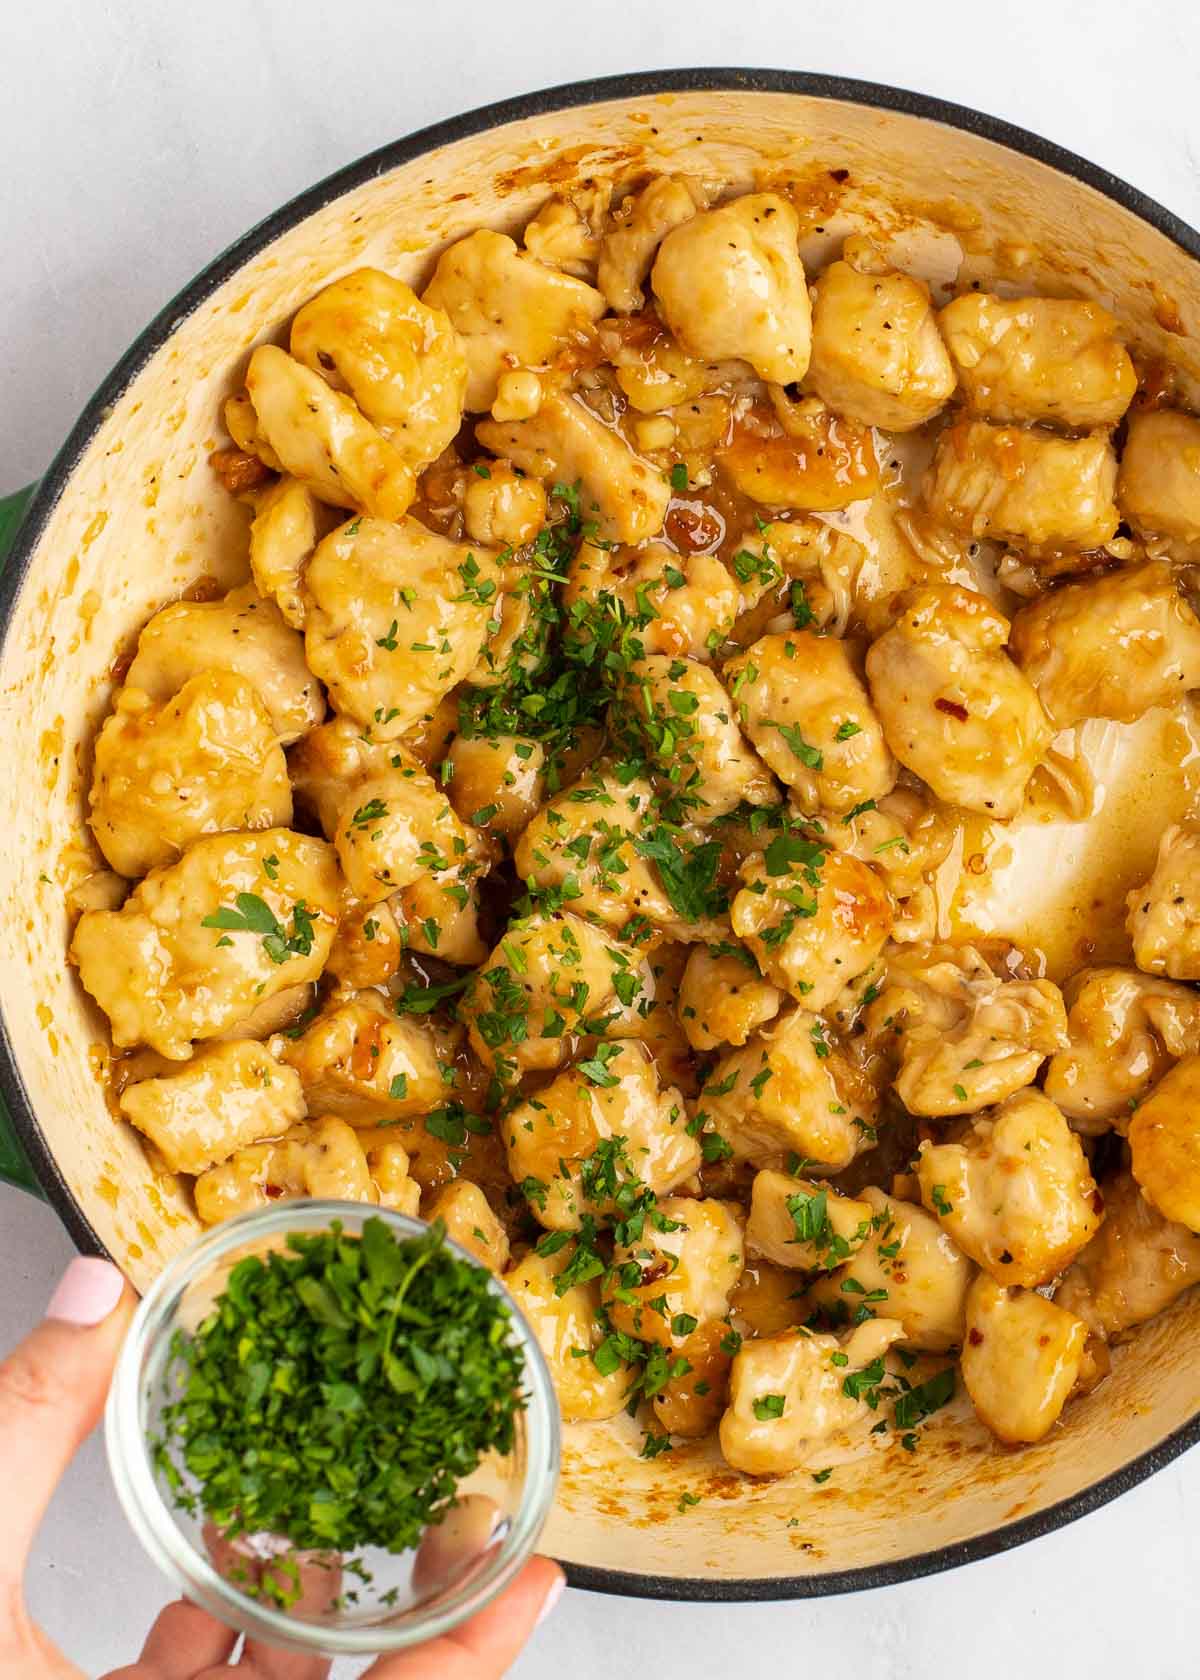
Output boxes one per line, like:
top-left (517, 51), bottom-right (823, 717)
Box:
top-left (105, 1201), bottom-right (560, 1659)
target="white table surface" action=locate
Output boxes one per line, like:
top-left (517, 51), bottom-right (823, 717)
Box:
top-left (4, 1), bottom-right (1199, 1673)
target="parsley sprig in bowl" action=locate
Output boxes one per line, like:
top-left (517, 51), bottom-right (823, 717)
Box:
top-left (105, 1203), bottom-right (560, 1659)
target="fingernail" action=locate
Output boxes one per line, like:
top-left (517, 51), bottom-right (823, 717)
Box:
top-left (535, 1572), bottom-right (566, 1628)
top-left (47, 1257), bottom-right (125, 1326)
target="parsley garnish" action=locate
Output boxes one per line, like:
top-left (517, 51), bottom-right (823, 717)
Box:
top-left (349, 799), bottom-right (388, 829)
top-left (577, 1043), bottom-right (623, 1088)
top-left (892, 1367), bottom-right (955, 1429)
top-left (752, 1394), bottom-right (786, 1420)
top-left (634, 827), bottom-right (726, 922)
top-left (150, 1220), bottom-right (523, 1584)
top-left (773, 722), bottom-right (823, 769)
top-left (201, 892), bottom-right (317, 966)
top-left (393, 975), bottom-right (472, 1015)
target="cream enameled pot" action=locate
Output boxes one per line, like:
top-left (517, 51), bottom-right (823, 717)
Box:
top-left (4, 70), bottom-right (1200, 1600)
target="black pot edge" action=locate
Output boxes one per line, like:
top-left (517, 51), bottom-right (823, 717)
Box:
top-left (4, 64), bottom-right (1200, 1599)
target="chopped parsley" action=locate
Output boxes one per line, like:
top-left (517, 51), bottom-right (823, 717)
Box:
top-left (752, 1394), bottom-right (786, 1421)
top-left (149, 1219), bottom-right (524, 1593)
top-left (201, 893), bottom-right (317, 966)
top-left (773, 722), bottom-right (823, 770)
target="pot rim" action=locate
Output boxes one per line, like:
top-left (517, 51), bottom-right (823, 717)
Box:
top-left (4, 66), bottom-right (1200, 1602)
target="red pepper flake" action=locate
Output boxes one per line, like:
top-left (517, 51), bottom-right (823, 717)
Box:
top-left (935, 697), bottom-right (969, 722)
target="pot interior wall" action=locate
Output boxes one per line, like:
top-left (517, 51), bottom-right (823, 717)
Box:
top-left (4, 84), bottom-right (1200, 1586)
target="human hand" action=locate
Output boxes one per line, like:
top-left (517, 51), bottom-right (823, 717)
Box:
top-left (0, 1255), bottom-right (564, 1679)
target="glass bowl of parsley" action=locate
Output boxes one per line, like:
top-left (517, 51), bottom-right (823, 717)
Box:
top-left (105, 1203), bottom-right (560, 1658)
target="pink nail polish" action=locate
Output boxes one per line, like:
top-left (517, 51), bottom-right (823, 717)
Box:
top-left (46, 1256), bottom-right (125, 1326)
top-left (535, 1573), bottom-right (566, 1628)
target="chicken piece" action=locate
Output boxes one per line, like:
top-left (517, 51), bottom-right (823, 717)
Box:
top-left (89, 674), bottom-right (291, 879)
top-left (725, 631), bottom-right (896, 816)
top-left (223, 391), bottom-right (282, 470)
top-left (623, 656), bottom-right (777, 822)
top-left (597, 175), bottom-right (711, 314)
top-left (287, 712), bottom-right (406, 836)
top-left (501, 1042), bottom-right (697, 1231)
top-left (917, 1088), bottom-right (1102, 1287)
top-left (601, 309), bottom-right (747, 414)
top-left (279, 991), bottom-right (458, 1123)
top-left (476, 391), bottom-right (669, 545)
top-left (825, 787), bottom-right (957, 945)
top-left (290, 268), bottom-right (467, 471)
top-left (462, 583), bottom-right (542, 690)
top-left (249, 476), bottom-right (332, 629)
top-left (332, 754), bottom-right (482, 905)
top-left (651, 193), bottom-right (811, 385)
top-left (652, 1317), bottom-right (737, 1439)
top-left (719, 1318), bottom-right (905, 1475)
top-left (613, 547), bottom-right (750, 660)
top-left (424, 1180), bottom-right (510, 1273)
top-left (733, 517), bottom-right (861, 637)
top-left (1118, 409), bottom-right (1200, 559)
top-left (393, 866), bottom-right (490, 969)
top-left (514, 767), bottom-right (722, 942)
top-left (718, 399), bottom-right (880, 511)
top-left (462, 461), bottom-right (548, 548)
top-left (923, 420), bottom-right (1119, 556)
top-left (1054, 1169), bottom-right (1200, 1338)
top-left (325, 894), bottom-right (403, 988)
top-left (354, 1126), bottom-right (425, 1215)
top-left (938, 293), bottom-right (1135, 428)
top-left (746, 1172), bottom-right (873, 1272)
top-left (193, 1117), bottom-right (409, 1224)
top-left (422, 230), bottom-right (606, 411)
top-left (865, 583), bottom-right (1052, 819)
top-left (604, 1196), bottom-right (744, 1345)
top-left (522, 193), bottom-right (602, 278)
top-left (118, 1040), bottom-right (304, 1176)
top-left (303, 515), bottom-right (501, 740)
top-left (961, 1275), bottom-right (1087, 1444)
top-left (490, 373), bottom-right (544, 427)
top-left (71, 829), bottom-right (338, 1060)
top-left (444, 734), bottom-right (546, 838)
top-left (615, 941), bottom-right (694, 1086)
top-left (737, 510), bottom-right (924, 641)
top-left (244, 345), bottom-right (416, 521)
top-left (502, 1245), bottom-right (630, 1423)
top-left (1010, 561), bottom-right (1200, 730)
top-left (1127, 824), bottom-right (1200, 979)
top-left (806, 238), bottom-right (955, 430)
top-left (461, 914), bottom-right (652, 1076)
top-left (1127, 1055), bottom-right (1200, 1232)
top-left (1043, 966), bottom-right (1200, 1131)
top-left (806, 1187), bottom-right (974, 1352)
top-left (676, 945), bottom-right (783, 1051)
top-left (868, 943), bottom-right (1067, 1116)
top-left (731, 843), bottom-right (892, 1011)
top-left (702, 1007), bottom-right (877, 1172)
top-left (125, 582), bottom-right (324, 745)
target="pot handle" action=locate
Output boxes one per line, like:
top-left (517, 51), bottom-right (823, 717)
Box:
top-left (0, 484), bottom-right (47, 1196)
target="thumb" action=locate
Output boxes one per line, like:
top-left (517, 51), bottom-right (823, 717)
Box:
top-left (0, 1256), bottom-right (134, 1587)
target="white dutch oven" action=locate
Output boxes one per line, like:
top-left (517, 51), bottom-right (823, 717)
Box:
top-left (3, 70), bottom-right (1200, 1600)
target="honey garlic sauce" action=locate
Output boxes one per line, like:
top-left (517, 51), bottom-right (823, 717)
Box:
top-left (951, 703), bottom-right (1200, 981)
